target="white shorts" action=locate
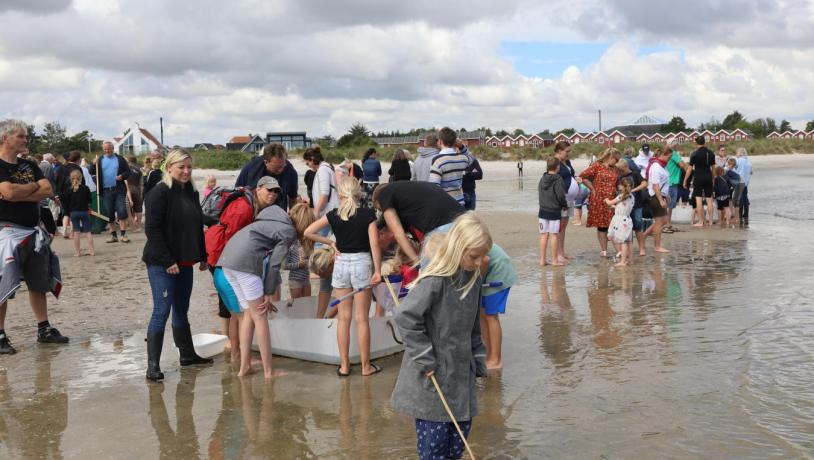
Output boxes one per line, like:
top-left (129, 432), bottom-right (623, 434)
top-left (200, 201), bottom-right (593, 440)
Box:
top-left (538, 218), bottom-right (561, 234)
top-left (223, 268), bottom-right (264, 311)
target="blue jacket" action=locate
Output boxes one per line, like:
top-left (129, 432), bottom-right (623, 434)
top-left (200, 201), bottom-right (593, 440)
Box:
top-left (362, 158), bottom-right (382, 182)
top-left (234, 157), bottom-right (299, 210)
top-left (96, 154), bottom-right (130, 192)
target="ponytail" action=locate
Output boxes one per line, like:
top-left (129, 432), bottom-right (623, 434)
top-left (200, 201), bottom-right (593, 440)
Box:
top-left (336, 176), bottom-right (361, 221)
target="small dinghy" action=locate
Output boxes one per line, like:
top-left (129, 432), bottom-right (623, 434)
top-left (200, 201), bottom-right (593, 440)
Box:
top-left (192, 333), bottom-right (228, 359)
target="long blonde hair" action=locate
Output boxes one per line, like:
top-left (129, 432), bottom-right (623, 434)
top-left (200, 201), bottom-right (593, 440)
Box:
top-left (412, 212), bottom-right (493, 299)
top-left (161, 149), bottom-right (194, 189)
top-left (309, 246), bottom-right (335, 278)
top-left (597, 147), bottom-right (621, 165)
top-left (336, 176), bottom-right (361, 221)
top-left (288, 203), bottom-right (317, 255)
top-left (69, 169), bottom-right (83, 192)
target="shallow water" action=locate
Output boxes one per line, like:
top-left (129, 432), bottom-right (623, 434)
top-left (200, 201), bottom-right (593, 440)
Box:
top-left (1, 163), bottom-right (813, 458)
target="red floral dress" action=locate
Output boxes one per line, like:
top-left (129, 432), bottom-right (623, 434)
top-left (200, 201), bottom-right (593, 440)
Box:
top-left (579, 163), bottom-right (619, 229)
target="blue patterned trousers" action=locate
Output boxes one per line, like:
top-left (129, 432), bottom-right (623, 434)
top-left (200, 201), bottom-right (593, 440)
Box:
top-left (415, 418), bottom-right (472, 460)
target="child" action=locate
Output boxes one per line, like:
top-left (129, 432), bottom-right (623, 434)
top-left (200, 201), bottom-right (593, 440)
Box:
top-left (572, 182), bottom-right (590, 226)
top-left (285, 204), bottom-right (316, 299)
top-left (63, 170), bottom-right (95, 257)
top-left (305, 177), bottom-right (382, 377)
top-left (605, 176), bottom-right (635, 267)
top-left (538, 156), bottom-right (567, 266)
top-left (713, 166), bottom-right (732, 227)
top-left (479, 243), bottom-right (516, 370)
top-left (391, 212), bottom-right (490, 460)
top-left (203, 175), bottom-right (217, 198)
top-left (725, 158), bottom-right (742, 224)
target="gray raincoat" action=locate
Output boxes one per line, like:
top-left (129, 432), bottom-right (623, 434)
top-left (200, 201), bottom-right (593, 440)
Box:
top-left (390, 270), bottom-right (487, 422)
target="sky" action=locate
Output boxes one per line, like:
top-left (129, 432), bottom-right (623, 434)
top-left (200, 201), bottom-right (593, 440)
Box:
top-left (0, 0), bottom-right (812, 145)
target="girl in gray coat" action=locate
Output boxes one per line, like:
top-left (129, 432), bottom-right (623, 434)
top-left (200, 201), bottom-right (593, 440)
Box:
top-left (391, 212), bottom-right (491, 460)
top-left (217, 199), bottom-right (298, 378)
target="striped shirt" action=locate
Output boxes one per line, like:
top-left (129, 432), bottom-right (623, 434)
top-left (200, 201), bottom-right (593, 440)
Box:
top-left (428, 146), bottom-right (474, 205)
top-left (284, 241), bottom-right (310, 284)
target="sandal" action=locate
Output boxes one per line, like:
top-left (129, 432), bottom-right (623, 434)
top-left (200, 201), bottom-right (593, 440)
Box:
top-left (362, 363), bottom-right (382, 377)
top-left (336, 366), bottom-right (351, 377)
top-left (661, 227), bottom-right (674, 234)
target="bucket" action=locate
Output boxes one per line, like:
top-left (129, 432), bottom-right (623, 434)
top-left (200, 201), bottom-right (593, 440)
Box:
top-left (192, 333), bottom-right (227, 359)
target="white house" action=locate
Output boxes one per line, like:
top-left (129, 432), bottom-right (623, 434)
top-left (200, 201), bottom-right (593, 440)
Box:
top-left (111, 122), bottom-right (165, 155)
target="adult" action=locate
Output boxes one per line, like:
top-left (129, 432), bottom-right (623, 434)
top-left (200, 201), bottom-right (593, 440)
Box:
top-left (205, 176), bottom-right (281, 359)
top-left (615, 160), bottom-right (649, 256)
top-left (372, 181), bottom-right (464, 265)
top-left (428, 127), bottom-right (474, 206)
top-left (303, 167), bottom-right (315, 208)
top-left (622, 146), bottom-right (641, 174)
top-left (98, 141), bottom-right (131, 243)
top-left (642, 147), bottom-right (672, 253)
top-left (144, 158), bottom-right (163, 197)
top-left (735, 147), bottom-right (753, 223)
top-left (553, 141), bottom-right (581, 263)
top-left (665, 144), bottom-right (688, 231)
top-left (685, 136), bottom-right (715, 227)
top-left (388, 149), bottom-right (412, 182)
top-left (715, 145), bottom-right (728, 169)
top-left (579, 147), bottom-right (621, 257)
top-left (0, 119), bottom-right (68, 355)
top-left (634, 144), bottom-right (652, 172)
top-left (361, 147), bottom-right (381, 201)
top-left (142, 149), bottom-right (211, 382)
top-left (55, 151), bottom-right (85, 237)
top-left (37, 153), bottom-right (58, 235)
top-left (125, 156), bottom-right (144, 232)
top-left (461, 156), bottom-right (483, 211)
top-left (234, 143), bottom-right (298, 210)
top-left (412, 132), bottom-right (439, 181)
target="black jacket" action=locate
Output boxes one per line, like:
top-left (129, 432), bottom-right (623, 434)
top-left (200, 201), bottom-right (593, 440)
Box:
top-left (462, 159), bottom-right (483, 193)
top-left (388, 159), bottom-right (412, 182)
top-left (234, 157), bottom-right (298, 210)
top-left (96, 154), bottom-right (130, 191)
top-left (142, 181), bottom-right (207, 268)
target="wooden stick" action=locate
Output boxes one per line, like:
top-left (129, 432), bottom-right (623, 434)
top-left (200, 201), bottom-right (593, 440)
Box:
top-left (89, 209), bottom-right (110, 223)
top-left (94, 155), bottom-right (101, 215)
top-left (430, 374), bottom-right (476, 460)
top-left (382, 278), bottom-right (476, 460)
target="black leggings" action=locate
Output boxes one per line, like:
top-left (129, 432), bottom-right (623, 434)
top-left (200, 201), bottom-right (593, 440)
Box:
top-left (597, 226), bottom-right (609, 233)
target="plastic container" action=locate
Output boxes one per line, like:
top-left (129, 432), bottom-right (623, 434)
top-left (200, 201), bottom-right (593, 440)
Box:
top-left (192, 333), bottom-right (228, 359)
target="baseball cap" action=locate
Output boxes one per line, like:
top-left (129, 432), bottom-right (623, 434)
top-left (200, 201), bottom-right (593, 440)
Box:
top-left (257, 176), bottom-right (281, 191)
top-left (642, 143), bottom-right (650, 153)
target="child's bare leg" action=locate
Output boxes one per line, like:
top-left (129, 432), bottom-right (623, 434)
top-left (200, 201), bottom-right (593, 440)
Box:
top-left (573, 207), bottom-right (582, 225)
top-left (539, 233), bottom-right (549, 266)
top-left (478, 310), bottom-right (491, 359)
top-left (481, 311), bottom-right (503, 369)
top-left (238, 308), bottom-right (256, 376)
top-left (354, 289), bottom-right (377, 376)
top-left (335, 289), bottom-right (353, 374)
top-left (375, 303), bottom-right (385, 317)
top-left (248, 302), bottom-right (283, 379)
top-left (635, 231), bottom-right (646, 256)
top-left (230, 314), bottom-right (241, 361)
top-left (289, 287), bottom-right (304, 299)
top-left (550, 234), bottom-right (564, 266)
top-left (85, 232), bottom-right (95, 255)
top-left (72, 231), bottom-right (81, 256)
top-left (597, 231), bottom-right (609, 254)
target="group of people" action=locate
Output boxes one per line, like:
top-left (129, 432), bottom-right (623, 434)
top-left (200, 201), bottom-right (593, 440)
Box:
top-left (538, 136), bottom-right (754, 268)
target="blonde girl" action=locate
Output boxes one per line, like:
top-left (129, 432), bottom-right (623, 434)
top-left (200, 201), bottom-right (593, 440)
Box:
top-left (305, 177), bottom-right (382, 377)
top-left (203, 175), bottom-right (217, 198)
top-left (605, 176), bottom-right (635, 266)
top-left (64, 169), bottom-right (95, 257)
top-left (391, 212), bottom-right (491, 460)
top-left (286, 203), bottom-right (317, 299)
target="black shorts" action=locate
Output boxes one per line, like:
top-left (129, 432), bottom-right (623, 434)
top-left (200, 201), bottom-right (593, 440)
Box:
top-left (692, 178), bottom-right (713, 199)
top-left (129, 189), bottom-right (143, 213)
top-left (648, 194), bottom-right (668, 218)
top-left (717, 198), bottom-right (731, 208)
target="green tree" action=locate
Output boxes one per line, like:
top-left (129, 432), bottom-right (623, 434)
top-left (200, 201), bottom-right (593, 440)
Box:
top-left (512, 128), bottom-right (527, 137)
top-left (41, 121), bottom-right (67, 152)
top-left (662, 116), bottom-right (687, 133)
top-left (337, 122), bottom-right (374, 148)
top-left (805, 120), bottom-right (814, 132)
top-left (476, 126), bottom-right (492, 137)
top-left (779, 119), bottom-right (792, 132)
top-left (721, 110), bottom-right (745, 130)
top-left (25, 124), bottom-right (43, 154)
top-left (494, 129), bottom-right (509, 137)
top-left (537, 129), bottom-right (552, 137)
top-left (555, 128), bottom-right (576, 136)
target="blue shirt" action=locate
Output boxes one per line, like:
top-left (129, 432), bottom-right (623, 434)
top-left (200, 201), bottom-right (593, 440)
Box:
top-left (735, 157), bottom-right (752, 187)
top-left (101, 155), bottom-right (118, 189)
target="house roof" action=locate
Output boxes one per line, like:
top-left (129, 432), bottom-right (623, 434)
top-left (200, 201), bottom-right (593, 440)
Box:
top-left (240, 135), bottom-right (266, 152)
top-left (229, 135), bottom-right (251, 144)
top-left (139, 128), bottom-right (164, 148)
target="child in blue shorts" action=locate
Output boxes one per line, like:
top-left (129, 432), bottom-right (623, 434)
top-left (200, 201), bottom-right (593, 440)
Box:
top-left (479, 243), bottom-right (517, 370)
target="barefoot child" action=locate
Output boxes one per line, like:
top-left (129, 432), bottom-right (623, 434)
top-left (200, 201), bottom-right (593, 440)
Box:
top-left (285, 204), bottom-right (316, 299)
top-left (305, 177), bottom-right (382, 377)
top-left (538, 157), bottom-right (567, 266)
top-left (391, 212), bottom-right (490, 460)
top-left (479, 243), bottom-right (516, 369)
top-left (63, 170), bottom-right (95, 256)
top-left (713, 166), bottom-right (733, 227)
top-left (605, 177), bottom-right (635, 266)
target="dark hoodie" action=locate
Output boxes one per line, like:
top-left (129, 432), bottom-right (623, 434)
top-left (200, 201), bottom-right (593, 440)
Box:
top-left (538, 172), bottom-right (567, 220)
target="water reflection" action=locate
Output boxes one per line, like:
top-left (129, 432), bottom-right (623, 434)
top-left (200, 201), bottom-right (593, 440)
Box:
top-left (474, 374), bottom-right (523, 458)
top-left (149, 368), bottom-right (203, 460)
top-left (0, 348), bottom-right (68, 459)
top-left (539, 270), bottom-right (579, 369)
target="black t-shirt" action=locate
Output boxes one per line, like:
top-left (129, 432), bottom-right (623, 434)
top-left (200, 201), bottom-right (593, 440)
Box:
top-left (126, 164), bottom-right (142, 190)
top-left (327, 207), bottom-right (377, 253)
top-left (64, 185), bottom-right (91, 213)
top-left (689, 147), bottom-right (715, 182)
top-left (624, 170), bottom-right (647, 209)
top-left (375, 181), bottom-right (464, 240)
top-left (0, 158), bottom-right (45, 227)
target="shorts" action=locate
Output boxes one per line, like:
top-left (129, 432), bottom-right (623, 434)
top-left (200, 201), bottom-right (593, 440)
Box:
top-left (668, 185), bottom-right (679, 209)
top-left (15, 233), bottom-right (51, 293)
top-left (717, 198), bottom-right (731, 208)
top-left (332, 252), bottom-right (371, 290)
top-left (561, 201), bottom-right (575, 218)
top-left (692, 179), bottom-right (713, 199)
top-left (677, 187), bottom-right (690, 204)
top-left (319, 276), bottom-right (332, 293)
top-left (481, 288), bottom-right (510, 315)
top-left (222, 268), bottom-right (264, 311)
top-left (129, 189), bottom-right (143, 213)
top-left (648, 194), bottom-right (668, 218)
top-left (288, 269), bottom-right (310, 289)
top-left (69, 211), bottom-right (91, 233)
top-left (101, 187), bottom-right (129, 221)
top-left (538, 218), bottom-right (561, 234)
top-left (631, 207), bottom-right (646, 232)
top-left (213, 268), bottom-right (242, 314)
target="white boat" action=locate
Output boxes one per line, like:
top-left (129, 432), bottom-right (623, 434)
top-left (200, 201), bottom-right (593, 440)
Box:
top-left (252, 295), bottom-right (404, 365)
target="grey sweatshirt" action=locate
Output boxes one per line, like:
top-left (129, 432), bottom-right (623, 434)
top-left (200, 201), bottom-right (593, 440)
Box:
top-left (217, 205), bottom-right (296, 295)
top-left (538, 172), bottom-right (567, 220)
top-left (411, 147), bottom-right (439, 182)
top-left (390, 270), bottom-right (487, 422)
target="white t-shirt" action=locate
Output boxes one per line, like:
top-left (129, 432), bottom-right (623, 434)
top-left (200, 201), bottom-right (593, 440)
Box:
top-left (635, 151), bottom-right (651, 171)
top-left (313, 162), bottom-right (339, 217)
top-left (647, 162), bottom-right (669, 197)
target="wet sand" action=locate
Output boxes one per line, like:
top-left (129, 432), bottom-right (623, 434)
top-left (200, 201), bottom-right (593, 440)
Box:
top-left (1, 156), bottom-right (813, 458)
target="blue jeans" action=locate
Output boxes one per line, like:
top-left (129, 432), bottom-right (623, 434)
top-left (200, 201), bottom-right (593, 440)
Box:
top-left (463, 192), bottom-right (477, 210)
top-left (101, 187), bottom-right (128, 222)
top-left (147, 265), bottom-right (194, 333)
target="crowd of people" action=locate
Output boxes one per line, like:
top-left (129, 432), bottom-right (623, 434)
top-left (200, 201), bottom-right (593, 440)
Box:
top-left (0, 116), bottom-right (756, 459)
top-left (538, 137), bottom-right (754, 268)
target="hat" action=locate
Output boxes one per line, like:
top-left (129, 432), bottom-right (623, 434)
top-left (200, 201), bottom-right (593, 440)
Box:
top-left (257, 176), bottom-right (281, 191)
top-left (641, 143), bottom-right (650, 153)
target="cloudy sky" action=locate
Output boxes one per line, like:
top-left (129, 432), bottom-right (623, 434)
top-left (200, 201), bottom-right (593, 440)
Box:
top-left (1, 0), bottom-right (812, 145)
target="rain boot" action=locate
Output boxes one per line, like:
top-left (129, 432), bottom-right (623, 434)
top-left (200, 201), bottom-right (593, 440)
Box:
top-left (146, 330), bottom-right (165, 382)
top-left (742, 204), bottom-right (749, 225)
top-left (173, 324), bottom-right (213, 366)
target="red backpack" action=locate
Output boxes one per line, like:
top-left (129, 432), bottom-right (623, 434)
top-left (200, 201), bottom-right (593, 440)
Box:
top-left (204, 190), bottom-right (254, 266)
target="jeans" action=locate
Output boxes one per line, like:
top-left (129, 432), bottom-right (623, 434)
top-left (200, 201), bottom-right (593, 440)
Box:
top-left (101, 187), bottom-right (128, 221)
top-left (463, 192), bottom-right (477, 210)
top-left (147, 265), bottom-right (194, 333)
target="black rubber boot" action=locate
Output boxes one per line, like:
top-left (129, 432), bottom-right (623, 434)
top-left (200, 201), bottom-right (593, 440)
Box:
top-left (173, 325), bottom-right (213, 366)
top-left (146, 330), bottom-right (165, 382)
